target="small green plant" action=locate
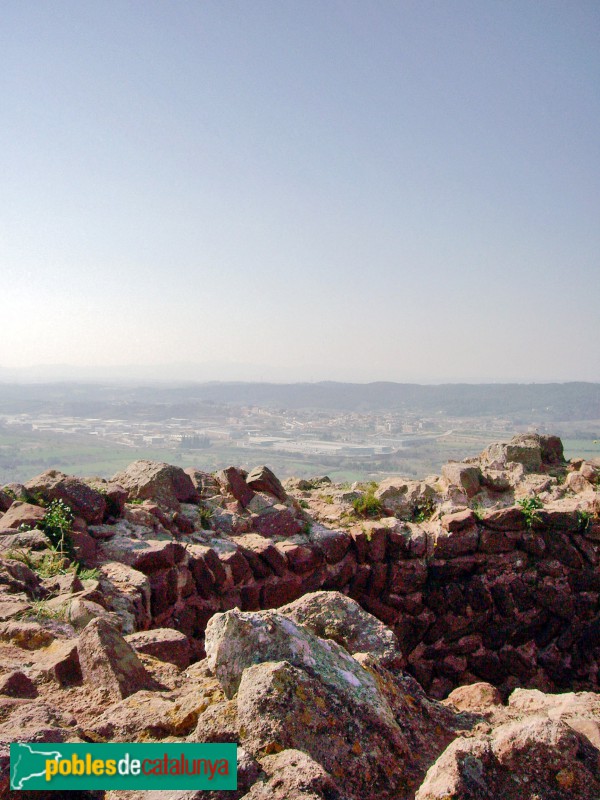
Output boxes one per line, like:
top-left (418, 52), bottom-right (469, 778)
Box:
top-left (302, 520), bottom-right (312, 536)
top-left (76, 566), bottom-right (101, 581)
top-left (298, 499), bottom-right (309, 509)
top-left (470, 500), bottom-right (485, 521)
top-left (320, 494), bottom-right (334, 505)
top-left (22, 600), bottom-right (68, 622)
top-left (197, 505), bottom-right (213, 529)
top-left (577, 509), bottom-right (592, 533)
top-left (34, 552), bottom-right (70, 578)
top-left (517, 496), bottom-right (544, 528)
top-left (28, 491), bottom-right (47, 508)
top-left (40, 499), bottom-right (75, 561)
top-left (413, 497), bottom-right (436, 523)
top-left (352, 490), bottom-right (382, 518)
top-left (128, 497), bottom-right (144, 505)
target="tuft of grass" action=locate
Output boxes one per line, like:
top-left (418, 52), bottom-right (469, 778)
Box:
top-left (352, 490), bottom-right (383, 518)
top-left (320, 494), bottom-right (334, 505)
top-left (469, 500), bottom-right (485, 521)
top-left (21, 600), bottom-right (69, 622)
top-left (128, 497), bottom-right (144, 505)
top-left (517, 496), bottom-right (544, 528)
top-left (298, 499), bottom-right (309, 509)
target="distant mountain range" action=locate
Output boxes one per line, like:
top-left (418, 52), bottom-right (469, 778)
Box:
top-left (0, 378), bottom-right (598, 421)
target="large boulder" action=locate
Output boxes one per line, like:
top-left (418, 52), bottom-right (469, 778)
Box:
top-left (204, 607), bottom-right (458, 799)
top-left (112, 461), bottom-right (199, 509)
top-left (25, 470), bottom-right (107, 524)
top-left (279, 590), bottom-right (402, 669)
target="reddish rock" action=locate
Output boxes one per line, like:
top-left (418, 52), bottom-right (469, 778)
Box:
top-left (479, 528), bottom-right (520, 553)
top-left (276, 542), bottom-right (322, 574)
top-left (441, 463), bottom-right (482, 498)
top-left (183, 467), bottom-right (220, 497)
top-left (129, 540), bottom-right (187, 572)
top-left (358, 522), bottom-right (389, 561)
top-left (125, 628), bottom-right (191, 669)
top-left (112, 460), bottom-right (200, 509)
top-left (310, 524), bottom-right (351, 564)
top-left (0, 671), bottom-right (37, 698)
top-left (481, 506), bottom-right (527, 531)
top-left (70, 527), bottom-right (99, 565)
top-left (219, 550), bottom-right (253, 585)
top-left (0, 501), bottom-right (46, 530)
top-left (246, 465), bottom-right (287, 502)
top-left (261, 576), bottom-right (303, 608)
top-left (0, 491), bottom-right (12, 513)
top-left (580, 461), bottom-right (599, 483)
top-left (25, 470), bottom-right (107, 524)
top-left (388, 560), bottom-right (428, 594)
top-left (33, 640), bottom-right (82, 686)
top-left (0, 620), bottom-right (55, 649)
top-left (431, 525), bottom-right (479, 558)
top-left (85, 478), bottom-right (129, 518)
top-left (216, 466), bottom-right (255, 507)
top-left (252, 505), bottom-right (303, 538)
top-left (77, 617), bottom-right (158, 701)
top-left (441, 509), bottom-right (477, 532)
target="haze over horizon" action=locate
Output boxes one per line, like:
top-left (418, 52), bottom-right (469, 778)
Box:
top-left (3, 2), bottom-right (599, 384)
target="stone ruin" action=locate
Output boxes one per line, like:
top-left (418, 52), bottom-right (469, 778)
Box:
top-left (0, 433), bottom-right (598, 798)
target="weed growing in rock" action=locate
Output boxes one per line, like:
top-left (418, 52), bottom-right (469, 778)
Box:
top-left (197, 505), bottom-right (213, 529)
top-left (352, 490), bottom-right (382, 518)
top-left (40, 499), bottom-right (75, 560)
top-left (413, 497), bottom-right (436, 523)
top-left (22, 600), bottom-right (69, 622)
top-left (76, 566), bottom-right (101, 581)
top-left (577, 509), bottom-right (592, 533)
top-left (517, 496), bottom-right (543, 528)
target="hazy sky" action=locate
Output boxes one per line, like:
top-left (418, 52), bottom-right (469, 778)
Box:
top-left (2, 1), bottom-right (599, 383)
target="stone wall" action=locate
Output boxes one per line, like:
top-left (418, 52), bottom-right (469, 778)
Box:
top-left (108, 504), bottom-right (599, 700)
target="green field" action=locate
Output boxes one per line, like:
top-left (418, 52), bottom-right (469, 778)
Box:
top-left (1, 427), bottom-right (598, 487)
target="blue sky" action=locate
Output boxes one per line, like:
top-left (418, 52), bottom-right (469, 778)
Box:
top-left (2, 1), bottom-right (599, 382)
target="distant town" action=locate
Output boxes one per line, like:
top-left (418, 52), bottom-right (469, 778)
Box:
top-left (0, 381), bottom-right (598, 484)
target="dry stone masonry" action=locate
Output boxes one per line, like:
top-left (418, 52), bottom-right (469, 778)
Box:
top-left (0, 432), bottom-right (598, 798)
